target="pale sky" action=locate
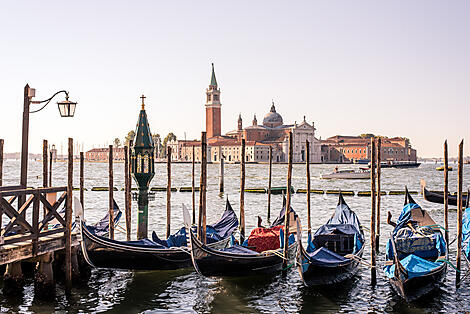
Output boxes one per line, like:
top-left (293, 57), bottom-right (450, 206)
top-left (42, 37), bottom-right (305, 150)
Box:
top-left (0, 0), bottom-right (468, 157)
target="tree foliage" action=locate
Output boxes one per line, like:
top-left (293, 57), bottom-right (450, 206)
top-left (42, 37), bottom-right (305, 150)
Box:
top-left (113, 138), bottom-right (121, 148)
top-left (124, 130), bottom-right (135, 147)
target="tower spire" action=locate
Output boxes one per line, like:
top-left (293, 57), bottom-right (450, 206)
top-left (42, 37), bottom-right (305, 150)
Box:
top-left (210, 63), bottom-right (218, 87)
top-left (140, 94), bottom-right (146, 110)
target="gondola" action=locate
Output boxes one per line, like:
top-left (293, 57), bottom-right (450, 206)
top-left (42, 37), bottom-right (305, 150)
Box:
top-left (186, 201), bottom-right (298, 277)
top-left (79, 199), bottom-right (239, 271)
top-left (296, 193), bottom-right (365, 286)
top-left (421, 180), bottom-right (468, 206)
top-left (384, 188), bottom-right (447, 302)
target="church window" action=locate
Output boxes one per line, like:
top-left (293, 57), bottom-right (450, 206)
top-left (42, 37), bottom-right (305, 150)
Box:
top-left (214, 94), bottom-right (219, 101)
top-left (137, 154), bottom-right (142, 173)
top-left (143, 154), bottom-right (149, 173)
top-left (207, 94), bottom-right (211, 102)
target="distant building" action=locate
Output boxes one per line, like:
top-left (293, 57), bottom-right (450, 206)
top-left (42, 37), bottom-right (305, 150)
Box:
top-left (85, 147), bottom-right (125, 161)
top-left (168, 64), bottom-right (322, 163)
top-left (320, 136), bottom-right (417, 163)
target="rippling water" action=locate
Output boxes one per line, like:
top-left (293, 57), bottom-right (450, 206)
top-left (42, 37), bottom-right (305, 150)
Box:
top-left (1, 160), bottom-right (469, 313)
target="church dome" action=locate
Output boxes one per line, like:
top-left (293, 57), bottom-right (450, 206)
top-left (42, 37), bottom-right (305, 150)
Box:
top-left (263, 103), bottom-right (283, 128)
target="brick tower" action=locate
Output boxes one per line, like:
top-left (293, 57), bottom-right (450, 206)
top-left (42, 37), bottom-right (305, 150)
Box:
top-left (205, 63), bottom-right (221, 138)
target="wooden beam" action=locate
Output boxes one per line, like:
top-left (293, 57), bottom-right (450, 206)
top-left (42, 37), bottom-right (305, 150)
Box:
top-left (456, 139), bottom-right (464, 286)
top-left (444, 140), bottom-right (449, 245)
top-left (240, 138), bottom-right (246, 241)
top-left (108, 145), bottom-right (114, 240)
top-left (124, 146), bottom-right (131, 241)
top-left (306, 140), bottom-right (311, 236)
top-left (166, 146), bottom-right (172, 238)
top-left (65, 137), bottom-right (73, 293)
top-left (267, 146), bottom-right (272, 222)
top-left (370, 138), bottom-right (377, 286)
top-left (282, 132), bottom-right (293, 271)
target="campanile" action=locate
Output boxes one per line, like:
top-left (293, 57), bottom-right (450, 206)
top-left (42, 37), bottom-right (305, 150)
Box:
top-left (205, 63), bottom-right (221, 138)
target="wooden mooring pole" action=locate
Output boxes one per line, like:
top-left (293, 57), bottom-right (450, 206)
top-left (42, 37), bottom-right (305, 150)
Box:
top-left (65, 138), bottom-right (73, 293)
top-left (240, 138), bottom-right (246, 242)
top-left (198, 132), bottom-right (207, 242)
top-left (283, 132), bottom-right (293, 271)
top-left (306, 140), bottom-right (311, 236)
top-left (43, 140), bottom-right (48, 188)
top-left (456, 140), bottom-right (464, 287)
top-left (0, 139), bottom-right (3, 186)
top-left (49, 150), bottom-right (52, 187)
top-left (108, 145), bottom-right (114, 240)
top-left (192, 145), bottom-right (196, 225)
top-left (376, 137), bottom-right (381, 253)
top-left (219, 156), bottom-right (224, 193)
top-left (80, 152), bottom-right (84, 208)
top-left (124, 146), bottom-right (131, 241)
top-left (166, 146), bottom-right (172, 238)
top-left (444, 140), bottom-right (449, 245)
top-left (128, 140), bottom-right (133, 238)
top-left (267, 146), bottom-right (272, 223)
top-left (370, 138), bottom-right (377, 285)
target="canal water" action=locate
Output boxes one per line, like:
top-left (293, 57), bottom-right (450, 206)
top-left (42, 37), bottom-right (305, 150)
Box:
top-left (1, 160), bottom-right (469, 313)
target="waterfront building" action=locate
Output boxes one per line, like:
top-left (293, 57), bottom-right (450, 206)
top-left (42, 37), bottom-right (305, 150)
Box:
top-left (85, 147), bottom-right (125, 161)
top-left (320, 135), bottom-right (417, 163)
top-left (168, 64), bottom-right (322, 163)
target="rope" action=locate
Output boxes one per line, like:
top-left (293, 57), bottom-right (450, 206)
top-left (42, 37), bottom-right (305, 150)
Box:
top-left (436, 258), bottom-right (460, 272)
top-left (422, 224), bottom-right (448, 232)
top-left (282, 262), bottom-right (294, 271)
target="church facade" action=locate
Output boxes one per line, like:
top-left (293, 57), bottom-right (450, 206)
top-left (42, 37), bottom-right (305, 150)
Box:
top-left (168, 64), bottom-right (322, 163)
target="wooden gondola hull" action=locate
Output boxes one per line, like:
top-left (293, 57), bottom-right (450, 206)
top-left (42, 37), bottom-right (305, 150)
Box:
top-left (81, 222), bottom-right (229, 271)
top-left (423, 187), bottom-right (467, 206)
top-left (388, 264), bottom-right (447, 302)
top-left (299, 247), bottom-right (364, 286)
top-left (190, 231), bottom-right (297, 277)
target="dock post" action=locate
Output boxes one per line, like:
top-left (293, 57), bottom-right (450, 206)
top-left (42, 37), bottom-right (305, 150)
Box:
top-left (192, 145), bottom-right (196, 224)
top-left (128, 140), bottom-right (133, 238)
top-left (65, 137), bottom-right (73, 294)
top-left (240, 138), bottom-right (246, 242)
top-left (306, 140), bottom-right (311, 236)
top-left (43, 140), bottom-right (48, 188)
top-left (370, 138), bottom-right (377, 286)
top-left (376, 137), bottom-right (381, 253)
top-left (282, 132), bottom-right (293, 272)
top-left (108, 145), bottom-right (114, 240)
top-left (456, 140), bottom-right (464, 287)
top-left (49, 150), bottom-right (53, 187)
top-left (34, 252), bottom-right (54, 299)
top-left (3, 262), bottom-right (24, 296)
top-left (124, 146), bottom-right (131, 241)
top-left (198, 132), bottom-right (207, 242)
top-left (80, 152), bottom-right (84, 209)
top-left (166, 146), bottom-right (172, 238)
top-left (444, 140), bottom-right (449, 245)
top-left (0, 138), bottom-right (3, 186)
top-left (267, 146), bottom-right (272, 223)
top-left (219, 156), bottom-right (224, 193)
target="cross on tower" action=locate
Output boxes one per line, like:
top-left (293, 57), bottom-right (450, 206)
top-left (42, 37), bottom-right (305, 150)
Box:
top-left (140, 94), bottom-right (146, 110)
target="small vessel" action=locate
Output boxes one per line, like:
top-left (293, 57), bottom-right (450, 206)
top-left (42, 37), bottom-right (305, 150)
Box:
top-left (296, 193), bottom-right (365, 286)
top-left (384, 189), bottom-right (447, 302)
top-left (421, 180), bottom-right (467, 206)
top-left (369, 161), bottom-right (421, 169)
top-left (186, 202), bottom-right (298, 277)
top-left (321, 168), bottom-right (369, 179)
top-left (436, 165), bottom-right (453, 171)
top-left (80, 199), bottom-right (239, 271)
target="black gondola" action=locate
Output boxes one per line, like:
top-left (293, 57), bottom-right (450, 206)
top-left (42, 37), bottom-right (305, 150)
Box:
top-left (80, 199), bottom-right (239, 271)
top-left (421, 180), bottom-right (468, 206)
top-left (461, 190), bottom-right (470, 264)
top-left (186, 203), bottom-right (298, 277)
top-left (296, 193), bottom-right (365, 286)
top-left (384, 188), bottom-right (447, 302)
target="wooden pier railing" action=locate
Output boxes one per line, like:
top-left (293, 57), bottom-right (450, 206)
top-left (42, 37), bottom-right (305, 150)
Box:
top-left (0, 186), bottom-right (73, 264)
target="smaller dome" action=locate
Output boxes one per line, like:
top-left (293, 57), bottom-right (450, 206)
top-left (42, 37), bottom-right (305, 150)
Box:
top-left (263, 103), bottom-right (283, 128)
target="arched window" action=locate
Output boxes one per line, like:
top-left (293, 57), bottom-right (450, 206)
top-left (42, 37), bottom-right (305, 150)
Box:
top-left (143, 154), bottom-right (149, 173)
top-left (137, 154), bottom-right (142, 173)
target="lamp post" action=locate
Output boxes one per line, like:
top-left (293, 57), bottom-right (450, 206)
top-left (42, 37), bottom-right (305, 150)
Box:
top-left (131, 95), bottom-right (155, 240)
top-left (19, 84), bottom-right (77, 205)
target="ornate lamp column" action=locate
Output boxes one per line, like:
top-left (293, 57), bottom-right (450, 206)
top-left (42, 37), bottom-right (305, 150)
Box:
top-left (131, 95), bottom-right (155, 239)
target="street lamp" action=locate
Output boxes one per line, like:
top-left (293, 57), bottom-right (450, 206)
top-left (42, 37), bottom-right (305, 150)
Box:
top-left (131, 95), bottom-right (155, 239)
top-left (20, 84), bottom-right (77, 204)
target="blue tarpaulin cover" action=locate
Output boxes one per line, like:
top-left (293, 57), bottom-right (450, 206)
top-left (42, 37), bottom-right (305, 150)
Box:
top-left (392, 203), bottom-right (421, 236)
top-left (462, 209), bottom-right (470, 259)
top-left (221, 245), bottom-right (259, 255)
top-left (384, 254), bottom-right (442, 279)
top-left (81, 199), bottom-right (122, 237)
top-left (152, 199), bottom-right (239, 248)
top-left (306, 247), bottom-right (350, 267)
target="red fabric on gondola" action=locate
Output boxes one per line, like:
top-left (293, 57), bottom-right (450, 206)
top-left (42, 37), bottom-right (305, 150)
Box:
top-left (246, 225), bottom-right (283, 253)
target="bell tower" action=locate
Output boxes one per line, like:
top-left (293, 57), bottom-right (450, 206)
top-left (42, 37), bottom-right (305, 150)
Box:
top-left (205, 63), bottom-right (221, 138)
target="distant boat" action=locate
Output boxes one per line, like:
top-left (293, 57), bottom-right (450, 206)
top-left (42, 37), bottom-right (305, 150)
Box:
top-left (369, 161), bottom-right (420, 169)
top-left (321, 168), bottom-right (370, 179)
top-left (436, 166), bottom-right (452, 171)
top-left (421, 180), bottom-right (467, 206)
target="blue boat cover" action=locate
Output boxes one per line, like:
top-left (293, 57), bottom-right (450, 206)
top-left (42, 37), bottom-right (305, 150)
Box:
top-left (221, 245), bottom-right (259, 255)
top-left (384, 254), bottom-right (442, 279)
top-left (270, 196), bottom-right (298, 227)
top-left (392, 203), bottom-right (421, 236)
top-left (306, 247), bottom-right (350, 267)
top-left (462, 209), bottom-right (470, 259)
top-left (86, 199), bottom-right (122, 237)
top-left (152, 199), bottom-right (239, 248)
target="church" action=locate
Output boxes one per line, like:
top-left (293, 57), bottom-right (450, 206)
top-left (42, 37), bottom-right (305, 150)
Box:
top-left (168, 64), bottom-right (322, 163)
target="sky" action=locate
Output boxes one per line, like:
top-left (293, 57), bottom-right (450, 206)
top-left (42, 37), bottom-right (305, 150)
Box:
top-left (0, 0), bottom-right (469, 157)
